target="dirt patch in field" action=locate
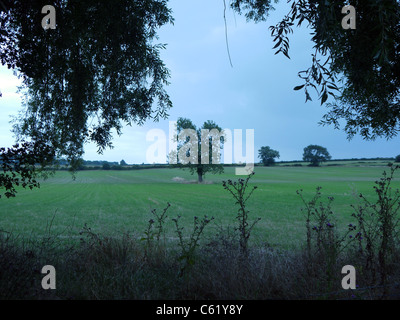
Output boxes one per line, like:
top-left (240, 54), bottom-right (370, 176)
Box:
top-left (171, 177), bottom-right (213, 184)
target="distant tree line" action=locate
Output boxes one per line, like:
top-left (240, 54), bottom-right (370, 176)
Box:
top-left (258, 145), bottom-right (397, 167)
top-left (49, 159), bottom-right (171, 171)
top-left (52, 149), bottom-right (398, 172)
top-left (258, 144), bottom-right (331, 167)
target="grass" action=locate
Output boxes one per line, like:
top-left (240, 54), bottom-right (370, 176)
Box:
top-left (0, 163), bottom-right (396, 250)
top-left (1, 161), bottom-right (400, 300)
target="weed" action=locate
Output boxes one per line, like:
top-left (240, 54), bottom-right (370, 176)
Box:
top-left (351, 165), bottom-right (400, 290)
top-left (141, 202), bottom-right (171, 251)
top-left (172, 214), bottom-right (214, 278)
top-left (297, 187), bottom-right (355, 289)
top-left (222, 172), bottom-right (260, 255)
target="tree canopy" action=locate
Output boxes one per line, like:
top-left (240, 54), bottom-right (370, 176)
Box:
top-left (4, 0), bottom-right (399, 153)
top-left (303, 144), bottom-right (331, 166)
top-left (258, 146), bottom-right (280, 166)
top-left (0, 0), bottom-right (173, 166)
top-left (0, 141), bottom-right (54, 198)
top-left (230, 0), bottom-right (400, 140)
top-left (171, 117), bottom-right (225, 183)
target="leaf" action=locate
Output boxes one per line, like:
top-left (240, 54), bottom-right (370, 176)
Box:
top-left (273, 38), bottom-right (282, 49)
top-left (177, 255), bottom-right (186, 262)
top-left (321, 91), bottom-right (328, 105)
top-left (305, 91), bottom-right (312, 102)
top-left (283, 51), bottom-right (291, 59)
top-left (294, 84), bottom-right (305, 91)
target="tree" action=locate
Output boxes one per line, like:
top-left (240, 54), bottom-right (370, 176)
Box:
top-left (0, 0), bottom-right (173, 164)
top-left (102, 162), bottom-right (111, 170)
top-left (303, 145), bottom-right (331, 167)
top-left (120, 159), bottom-right (127, 166)
top-left (2, 0), bottom-right (399, 195)
top-left (0, 0), bottom-right (173, 196)
top-left (0, 141), bottom-right (54, 198)
top-left (171, 117), bottom-right (225, 183)
top-left (395, 155), bottom-right (400, 163)
top-left (230, 0), bottom-right (400, 140)
top-left (258, 146), bottom-right (280, 166)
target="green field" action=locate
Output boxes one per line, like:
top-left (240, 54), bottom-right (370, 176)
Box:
top-left (0, 164), bottom-right (398, 249)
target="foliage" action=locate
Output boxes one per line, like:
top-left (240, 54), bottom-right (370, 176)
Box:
top-left (303, 144), bottom-right (331, 166)
top-left (258, 146), bottom-right (280, 166)
top-left (0, 141), bottom-right (54, 198)
top-left (229, 0), bottom-right (278, 22)
top-left (297, 165), bottom-right (400, 296)
top-left (351, 165), bottom-right (400, 288)
top-left (171, 117), bottom-right (225, 183)
top-left (142, 202), bottom-right (171, 248)
top-left (223, 172), bottom-right (260, 255)
top-left (102, 163), bottom-right (111, 170)
top-left (231, 0), bottom-right (400, 140)
top-left (0, 0), bottom-right (173, 167)
top-left (172, 214), bottom-right (214, 277)
top-left (297, 187), bottom-right (355, 286)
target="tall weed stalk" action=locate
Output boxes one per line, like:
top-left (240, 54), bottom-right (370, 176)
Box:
top-left (222, 172), bottom-right (260, 256)
top-left (351, 165), bottom-right (400, 289)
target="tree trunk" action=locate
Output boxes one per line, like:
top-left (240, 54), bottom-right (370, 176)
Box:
top-left (197, 168), bottom-right (203, 183)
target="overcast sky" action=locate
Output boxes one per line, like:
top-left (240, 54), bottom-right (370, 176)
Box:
top-left (0, 0), bottom-right (399, 164)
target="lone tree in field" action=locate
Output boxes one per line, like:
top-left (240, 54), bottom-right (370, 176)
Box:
top-left (171, 117), bottom-right (225, 183)
top-left (303, 145), bottom-right (331, 167)
top-left (258, 146), bottom-right (280, 166)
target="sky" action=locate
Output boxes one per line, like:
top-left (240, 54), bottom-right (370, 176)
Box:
top-left (0, 0), bottom-right (399, 164)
